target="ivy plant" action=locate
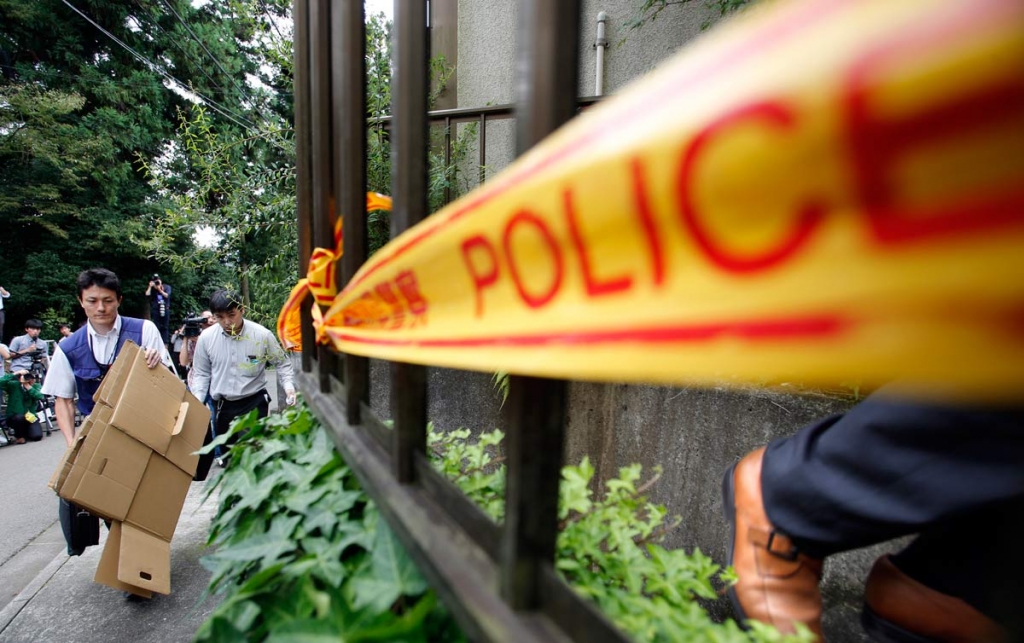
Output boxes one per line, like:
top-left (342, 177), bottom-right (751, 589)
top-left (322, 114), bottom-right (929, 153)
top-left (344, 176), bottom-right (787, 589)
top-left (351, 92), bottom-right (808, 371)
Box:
top-left (197, 405), bottom-right (813, 643)
top-left (430, 431), bottom-right (814, 643)
top-left (194, 405), bottom-right (462, 643)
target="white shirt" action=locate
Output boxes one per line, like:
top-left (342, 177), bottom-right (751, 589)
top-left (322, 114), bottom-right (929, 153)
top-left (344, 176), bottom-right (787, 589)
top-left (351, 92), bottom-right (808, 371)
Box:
top-left (190, 319), bottom-right (295, 403)
top-left (0, 287), bottom-right (8, 310)
top-left (42, 315), bottom-right (171, 399)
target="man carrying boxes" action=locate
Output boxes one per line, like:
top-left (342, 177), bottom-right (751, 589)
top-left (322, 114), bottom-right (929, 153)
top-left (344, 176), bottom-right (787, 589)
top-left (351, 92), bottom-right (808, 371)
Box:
top-left (43, 268), bottom-right (172, 446)
top-left (43, 268), bottom-right (211, 598)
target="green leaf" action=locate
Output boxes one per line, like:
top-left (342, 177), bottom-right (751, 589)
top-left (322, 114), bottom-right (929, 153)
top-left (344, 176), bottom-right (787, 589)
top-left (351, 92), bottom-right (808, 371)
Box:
top-left (348, 524), bottom-right (427, 613)
top-left (206, 530), bottom-right (295, 566)
top-left (264, 619), bottom-right (342, 643)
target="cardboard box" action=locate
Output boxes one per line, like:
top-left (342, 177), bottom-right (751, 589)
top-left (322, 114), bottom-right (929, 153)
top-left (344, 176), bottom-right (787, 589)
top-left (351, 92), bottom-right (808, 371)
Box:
top-left (94, 522), bottom-right (154, 599)
top-left (50, 341), bottom-right (211, 596)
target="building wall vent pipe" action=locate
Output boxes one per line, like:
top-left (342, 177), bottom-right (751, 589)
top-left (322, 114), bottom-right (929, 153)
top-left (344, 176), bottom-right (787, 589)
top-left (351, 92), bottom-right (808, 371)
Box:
top-left (594, 11), bottom-right (608, 96)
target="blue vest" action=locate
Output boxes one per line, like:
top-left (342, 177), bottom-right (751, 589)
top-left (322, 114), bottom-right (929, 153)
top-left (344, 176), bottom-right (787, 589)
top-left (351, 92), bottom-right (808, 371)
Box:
top-left (62, 317), bottom-right (144, 416)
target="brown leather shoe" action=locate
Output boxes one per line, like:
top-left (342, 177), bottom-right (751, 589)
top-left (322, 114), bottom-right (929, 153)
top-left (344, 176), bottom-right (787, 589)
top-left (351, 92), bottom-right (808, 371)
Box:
top-left (863, 555), bottom-right (1007, 643)
top-left (722, 447), bottom-right (824, 639)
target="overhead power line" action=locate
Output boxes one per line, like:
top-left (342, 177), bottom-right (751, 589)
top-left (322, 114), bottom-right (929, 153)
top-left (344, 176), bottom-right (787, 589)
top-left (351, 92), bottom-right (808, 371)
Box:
top-left (156, 0), bottom-right (258, 107)
top-left (256, 0), bottom-right (288, 44)
top-left (28, 65), bottom-right (279, 97)
top-left (130, 0), bottom-right (232, 98)
top-left (58, 0), bottom-right (259, 132)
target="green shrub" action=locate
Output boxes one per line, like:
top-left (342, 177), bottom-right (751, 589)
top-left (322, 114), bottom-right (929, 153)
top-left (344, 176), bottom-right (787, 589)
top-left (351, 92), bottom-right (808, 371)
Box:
top-left (194, 405), bottom-right (461, 643)
top-left (196, 405), bottom-right (813, 643)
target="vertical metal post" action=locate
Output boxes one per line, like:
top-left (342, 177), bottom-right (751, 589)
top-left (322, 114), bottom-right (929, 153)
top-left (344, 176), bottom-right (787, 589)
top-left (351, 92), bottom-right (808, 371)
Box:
top-left (335, 0), bottom-right (368, 424)
top-left (443, 116), bottom-right (452, 205)
top-left (309, 0), bottom-right (335, 391)
top-left (478, 113), bottom-right (487, 185)
top-left (390, 0), bottom-right (430, 483)
top-left (292, 0), bottom-right (314, 373)
top-left (501, 0), bottom-right (580, 611)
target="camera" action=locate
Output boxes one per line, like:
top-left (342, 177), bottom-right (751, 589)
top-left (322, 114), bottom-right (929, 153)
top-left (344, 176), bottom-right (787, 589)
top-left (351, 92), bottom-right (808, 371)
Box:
top-left (182, 314), bottom-right (208, 338)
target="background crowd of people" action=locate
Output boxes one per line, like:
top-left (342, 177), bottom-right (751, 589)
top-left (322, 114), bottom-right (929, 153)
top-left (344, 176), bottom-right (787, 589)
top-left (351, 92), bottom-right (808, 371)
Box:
top-left (0, 273), bottom-right (294, 453)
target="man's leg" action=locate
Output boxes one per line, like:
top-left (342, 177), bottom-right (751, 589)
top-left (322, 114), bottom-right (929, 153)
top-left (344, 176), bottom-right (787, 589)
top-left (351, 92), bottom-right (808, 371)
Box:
top-left (8, 415), bottom-right (28, 443)
top-left (761, 398), bottom-right (1024, 556)
top-left (862, 499), bottom-right (1024, 641)
top-left (725, 395), bottom-right (1024, 637)
top-left (215, 391), bottom-right (269, 456)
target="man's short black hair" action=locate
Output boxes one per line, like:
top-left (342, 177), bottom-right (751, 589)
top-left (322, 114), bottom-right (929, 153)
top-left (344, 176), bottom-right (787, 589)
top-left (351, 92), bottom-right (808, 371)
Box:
top-left (21, 371), bottom-right (36, 380)
top-left (24, 319), bottom-right (42, 330)
top-left (77, 268), bottom-right (122, 298)
top-left (59, 323), bottom-right (70, 330)
top-left (209, 290), bottom-right (243, 314)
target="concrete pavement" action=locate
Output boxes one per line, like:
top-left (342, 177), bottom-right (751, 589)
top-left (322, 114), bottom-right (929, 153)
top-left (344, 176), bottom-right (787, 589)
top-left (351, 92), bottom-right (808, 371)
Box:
top-left (0, 371), bottom-right (286, 642)
top-left (0, 480), bottom-right (222, 643)
top-left (0, 432), bottom-right (69, 611)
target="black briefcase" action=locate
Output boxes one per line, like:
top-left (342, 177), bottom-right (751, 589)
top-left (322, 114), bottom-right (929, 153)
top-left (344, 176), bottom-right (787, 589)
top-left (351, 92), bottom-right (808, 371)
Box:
top-left (59, 498), bottom-right (100, 556)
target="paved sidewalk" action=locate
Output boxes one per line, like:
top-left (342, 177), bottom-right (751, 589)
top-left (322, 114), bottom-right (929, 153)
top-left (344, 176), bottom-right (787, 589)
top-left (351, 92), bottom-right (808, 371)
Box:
top-left (0, 481), bottom-right (222, 643)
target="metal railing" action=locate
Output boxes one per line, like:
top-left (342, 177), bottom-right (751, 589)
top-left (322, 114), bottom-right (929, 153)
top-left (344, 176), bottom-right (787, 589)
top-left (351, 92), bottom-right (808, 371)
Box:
top-left (371, 96), bottom-right (602, 203)
top-left (291, 2), bottom-right (628, 641)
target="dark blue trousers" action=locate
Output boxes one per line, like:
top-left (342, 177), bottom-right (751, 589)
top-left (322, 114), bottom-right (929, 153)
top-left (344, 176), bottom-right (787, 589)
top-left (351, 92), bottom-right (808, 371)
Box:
top-left (761, 395), bottom-right (1024, 626)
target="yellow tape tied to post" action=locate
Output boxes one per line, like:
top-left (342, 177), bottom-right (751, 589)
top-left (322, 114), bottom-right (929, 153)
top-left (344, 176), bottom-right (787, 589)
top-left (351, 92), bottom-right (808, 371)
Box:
top-left (292, 0), bottom-right (1024, 400)
top-left (277, 193), bottom-right (392, 350)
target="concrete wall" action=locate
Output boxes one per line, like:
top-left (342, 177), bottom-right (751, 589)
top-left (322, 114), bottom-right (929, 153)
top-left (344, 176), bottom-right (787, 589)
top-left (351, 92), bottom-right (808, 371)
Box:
top-left (369, 359), bottom-right (505, 434)
top-left (565, 382), bottom-right (897, 641)
top-left (456, 0), bottom-right (719, 184)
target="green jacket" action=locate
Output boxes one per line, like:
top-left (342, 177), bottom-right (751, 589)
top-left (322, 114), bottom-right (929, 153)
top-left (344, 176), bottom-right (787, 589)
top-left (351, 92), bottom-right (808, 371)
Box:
top-left (0, 374), bottom-right (44, 418)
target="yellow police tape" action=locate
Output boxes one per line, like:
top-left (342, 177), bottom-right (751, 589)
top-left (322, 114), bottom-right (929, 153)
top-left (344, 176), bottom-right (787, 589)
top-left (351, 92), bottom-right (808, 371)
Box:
top-left (277, 192), bottom-right (392, 350)
top-left (284, 0), bottom-right (1024, 400)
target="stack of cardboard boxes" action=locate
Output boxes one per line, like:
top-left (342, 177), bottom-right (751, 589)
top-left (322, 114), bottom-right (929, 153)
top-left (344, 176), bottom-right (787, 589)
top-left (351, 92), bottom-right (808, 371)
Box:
top-left (49, 341), bottom-right (210, 598)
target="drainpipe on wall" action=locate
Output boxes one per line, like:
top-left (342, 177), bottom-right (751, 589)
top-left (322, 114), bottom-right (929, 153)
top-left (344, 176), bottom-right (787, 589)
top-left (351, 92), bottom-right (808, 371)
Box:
top-left (594, 11), bottom-right (608, 96)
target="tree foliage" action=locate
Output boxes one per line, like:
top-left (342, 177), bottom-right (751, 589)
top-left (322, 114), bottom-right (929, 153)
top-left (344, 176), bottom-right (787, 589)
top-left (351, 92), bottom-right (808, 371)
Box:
top-left (0, 0), bottom-right (257, 337)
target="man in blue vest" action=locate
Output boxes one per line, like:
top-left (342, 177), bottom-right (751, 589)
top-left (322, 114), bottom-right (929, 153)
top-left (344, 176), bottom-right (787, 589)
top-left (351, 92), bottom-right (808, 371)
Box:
top-left (42, 268), bottom-right (171, 448)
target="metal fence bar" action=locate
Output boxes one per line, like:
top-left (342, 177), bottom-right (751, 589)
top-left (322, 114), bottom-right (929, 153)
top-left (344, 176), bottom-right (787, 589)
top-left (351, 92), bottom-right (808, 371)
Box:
top-left (309, 0), bottom-right (335, 390)
top-left (335, 0), bottom-right (369, 424)
top-left (300, 371), bottom-right (562, 643)
top-left (390, 0), bottom-right (429, 484)
top-left (293, 2), bottom-right (633, 640)
top-left (371, 98), bottom-right (601, 128)
top-left (443, 115), bottom-right (452, 204)
top-left (479, 113), bottom-right (486, 185)
top-left (500, 0), bottom-right (580, 612)
top-left (292, 0), bottom-right (314, 373)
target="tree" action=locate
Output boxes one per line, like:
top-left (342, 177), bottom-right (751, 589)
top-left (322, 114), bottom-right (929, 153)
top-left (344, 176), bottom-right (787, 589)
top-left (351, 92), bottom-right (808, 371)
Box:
top-left (131, 0), bottom-right (296, 325)
top-left (0, 0), bottom-right (261, 335)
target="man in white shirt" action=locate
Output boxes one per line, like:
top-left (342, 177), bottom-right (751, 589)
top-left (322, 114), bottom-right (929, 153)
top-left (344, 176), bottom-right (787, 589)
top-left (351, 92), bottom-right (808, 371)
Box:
top-left (42, 268), bottom-right (171, 448)
top-left (189, 289), bottom-right (295, 479)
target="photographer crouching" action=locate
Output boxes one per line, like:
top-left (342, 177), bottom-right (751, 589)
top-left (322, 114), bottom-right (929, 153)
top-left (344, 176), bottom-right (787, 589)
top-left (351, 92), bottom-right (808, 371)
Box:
top-left (0, 369), bottom-right (45, 444)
